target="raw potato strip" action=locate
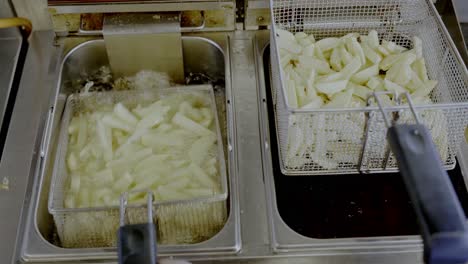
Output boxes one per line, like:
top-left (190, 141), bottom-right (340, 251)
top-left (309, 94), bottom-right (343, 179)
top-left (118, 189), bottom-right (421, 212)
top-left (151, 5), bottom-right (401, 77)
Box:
top-left (276, 30), bottom-right (437, 108)
top-left (114, 103), bottom-right (138, 125)
top-left (172, 112), bottom-right (215, 137)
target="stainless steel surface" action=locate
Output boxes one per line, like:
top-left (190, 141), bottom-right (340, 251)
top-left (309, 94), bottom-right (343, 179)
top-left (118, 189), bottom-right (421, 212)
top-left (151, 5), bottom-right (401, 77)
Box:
top-left (20, 33), bottom-right (240, 262)
top-left (8, 29), bottom-right (430, 264)
top-left (0, 30), bottom-right (57, 264)
top-left (229, 31), bottom-right (269, 257)
top-left (453, 0), bottom-right (468, 23)
top-left (0, 0), bottom-right (29, 262)
top-left (0, 38), bottom-right (21, 154)
top-left (47, 1), bottom-right (233, 14)
top-left (1, 0), bottom-right (19, 35)
top-left (21, 29), bottom-right (428, 264)
top-left (2, 1), bottom-right (14, 18)
top-left (11, 0), bottom-right (235, 32)
top-left (0, 0), bottom-right (22, 167)
top-left (244, 0), bottom-right (270, 30)
top-left (2, 1), bottom-right (468, 263)
top-left (181, 15), bottom-right (206, 33)
top-left (78, 13), bottom-right (206, 36)
top-left (103, 13), bottom-right (184, 82)
top-left (463, 24), bottom-right (468, 45)
top-left (47, 0), bottom-right (228, 4)
top-left (463, 24), bottom-right (468, 60)
top-left (11, 0), bottom-right (52, 31)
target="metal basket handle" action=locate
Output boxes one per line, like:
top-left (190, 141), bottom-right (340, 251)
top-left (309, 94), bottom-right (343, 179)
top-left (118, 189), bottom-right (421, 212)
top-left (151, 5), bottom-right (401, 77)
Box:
top-left (118, 191), bottom-right (157, 264)
top-left (372, 91), bottom-right (468, 264)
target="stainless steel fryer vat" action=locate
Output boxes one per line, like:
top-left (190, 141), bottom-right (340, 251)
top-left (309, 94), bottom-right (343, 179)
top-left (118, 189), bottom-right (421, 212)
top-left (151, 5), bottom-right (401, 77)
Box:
top-left (20, 34), bottom-right (241, 262)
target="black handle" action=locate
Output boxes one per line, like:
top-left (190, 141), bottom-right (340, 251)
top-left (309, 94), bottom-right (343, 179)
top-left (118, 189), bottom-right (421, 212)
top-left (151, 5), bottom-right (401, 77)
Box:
top-left (118, 223), bottom-right (157, 264)
top-left (387, 124), bottom-right (468, 264)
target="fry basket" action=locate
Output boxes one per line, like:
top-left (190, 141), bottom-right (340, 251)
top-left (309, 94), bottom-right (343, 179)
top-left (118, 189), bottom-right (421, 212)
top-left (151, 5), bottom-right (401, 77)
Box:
top-left (48, 85), bottom-right (228, 248)
top-left (269, 0), bottom-right (468, 175)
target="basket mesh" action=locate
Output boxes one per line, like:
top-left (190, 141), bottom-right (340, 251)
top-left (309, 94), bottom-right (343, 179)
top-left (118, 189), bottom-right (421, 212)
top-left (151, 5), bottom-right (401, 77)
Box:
top-left (52, 201), bottom-right (227, 248)
top-left (270, 0), bottom-right (468, 174)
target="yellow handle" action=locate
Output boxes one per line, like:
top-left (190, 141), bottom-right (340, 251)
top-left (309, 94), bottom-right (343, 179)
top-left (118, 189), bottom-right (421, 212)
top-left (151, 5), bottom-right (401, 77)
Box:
top-left (0, 17), bottom-right (32, 38)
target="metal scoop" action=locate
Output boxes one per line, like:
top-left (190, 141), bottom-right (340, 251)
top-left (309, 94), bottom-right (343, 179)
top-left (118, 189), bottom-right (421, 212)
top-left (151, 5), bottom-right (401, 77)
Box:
top-left (118, 191), bottom-right (157, 264)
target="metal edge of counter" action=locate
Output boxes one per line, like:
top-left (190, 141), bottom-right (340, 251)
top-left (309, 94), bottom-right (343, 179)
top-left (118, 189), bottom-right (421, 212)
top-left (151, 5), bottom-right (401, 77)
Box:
top-left (2, 30), bottom-right (58, 264)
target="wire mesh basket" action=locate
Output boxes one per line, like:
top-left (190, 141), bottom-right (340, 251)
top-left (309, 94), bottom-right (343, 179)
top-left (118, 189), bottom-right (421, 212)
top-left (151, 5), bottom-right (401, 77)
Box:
top-left (269, 0), bottom-right (468, 175)
top-left (48, 85), bottom-right (228, 248)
